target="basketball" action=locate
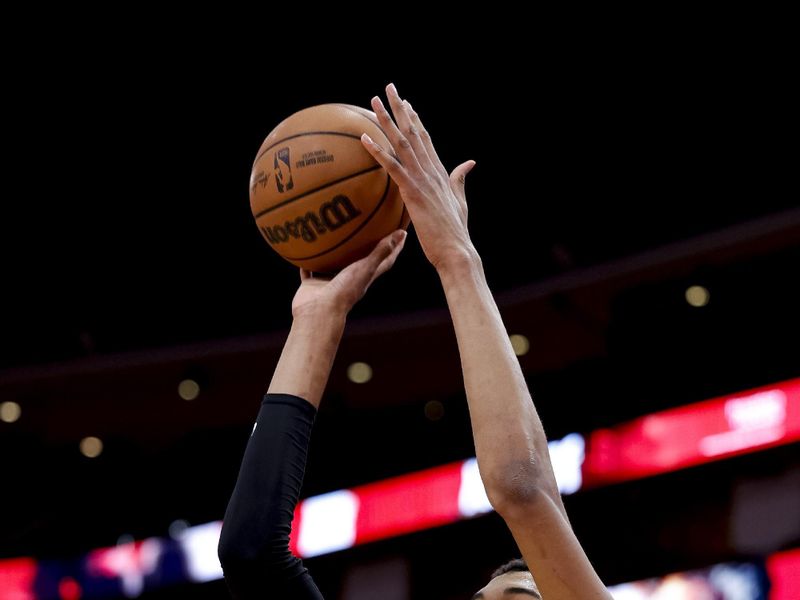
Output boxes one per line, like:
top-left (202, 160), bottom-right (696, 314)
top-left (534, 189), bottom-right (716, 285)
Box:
top-left (249, 104), bottom-right (409, 272)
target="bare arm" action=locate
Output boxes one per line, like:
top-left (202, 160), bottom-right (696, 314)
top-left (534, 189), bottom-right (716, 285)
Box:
top-left (437, 254), bottom-right (609, 599)
top-left (267, 304), bottom-right (345, 409)
top-left (269, 231), bottom-right (406, 407)
top-left (437, 255), bottom-right (562, 512)
top-left (362, 83), bottom-right (610, 599)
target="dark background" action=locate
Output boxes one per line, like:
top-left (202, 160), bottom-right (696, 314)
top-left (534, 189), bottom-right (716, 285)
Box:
top-left (1, 25), bottom-right (798, 599)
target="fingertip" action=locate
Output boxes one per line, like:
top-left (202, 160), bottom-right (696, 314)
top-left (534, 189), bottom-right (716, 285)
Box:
top-left (361, 133), bottom-right (378, 150)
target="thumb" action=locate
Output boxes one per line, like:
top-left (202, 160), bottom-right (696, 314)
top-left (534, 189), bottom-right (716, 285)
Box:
top-left (367, 229), bottom-right (406, 269)
top-left (339, 229), bottom-right (406, 283)
top-left (332, 229), bottom-right (406, 306)
top-left (449, 160), bottom-right (476, 192)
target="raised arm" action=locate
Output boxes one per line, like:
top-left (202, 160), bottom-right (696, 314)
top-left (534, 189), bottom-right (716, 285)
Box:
top-left (362, 84), bottom-right (610, 599)
top-left (217, 231), bottom-right (405, 599)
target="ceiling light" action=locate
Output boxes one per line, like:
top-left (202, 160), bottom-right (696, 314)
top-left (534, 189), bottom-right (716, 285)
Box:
top-left (510, 334), bottom-right (530, 356)
top-left (685, 285), bottom-right (710, 307)
top-left (80, 436), bottom-right (103, 458)
top-left (347, 362), bottom-right (372, 384)
top-left (0, 401), bottom-right (21, 423)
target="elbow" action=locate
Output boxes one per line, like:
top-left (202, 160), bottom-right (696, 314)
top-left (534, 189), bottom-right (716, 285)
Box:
top-left (217, 524), bottom-right (251, 572)
top-left (482, 460), bottom-right (551, 518)
top-left (217, 518), bottom-right (296, 580)
top-left (217, 519), bottom-right (265, 571)
top-left (218, 530), bottom-right (265, 598)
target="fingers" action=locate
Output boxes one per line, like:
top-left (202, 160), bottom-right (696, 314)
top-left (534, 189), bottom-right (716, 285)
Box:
top-left (384, 84), bottom-right (434, 173)
top-left (340, 229), bottom-right (406, 279)
top-left (406, 100), bottom-right (448, 178)
top-left (367, 229), bottom-right (407, 271)
top-left (370, 230), bottom-right (407, 281)
top-left (335, 229), bottom-right (406, 298)
top-left (363, 83), bottom-right (448, 189)
top-left (369, 93), bottom-right (423, 177)
top-left (299, 268), bottom-right (311, 282)
top-left (353, 229), bottom-right (406, 284)
top-left (361, 133), bottom-right (413, 189)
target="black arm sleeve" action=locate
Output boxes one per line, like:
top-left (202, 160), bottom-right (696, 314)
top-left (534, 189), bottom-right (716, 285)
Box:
top-left (218, 393), bottom-right (324, 599)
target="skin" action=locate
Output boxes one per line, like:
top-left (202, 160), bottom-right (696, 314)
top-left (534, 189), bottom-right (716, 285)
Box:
top-left (473, 572), bottom-right (542, 600)
top-left (267, 229), bottom-right (406, 407)
top-left (268, 83), bottom-right (611, 598)
top-left (361, 84), bottom-right (612, 599)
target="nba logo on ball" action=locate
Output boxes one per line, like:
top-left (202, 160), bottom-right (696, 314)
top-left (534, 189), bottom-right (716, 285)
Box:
top-left (250, 104), bottom-right (409, 273)
top-left (274, 147), bottom-right (294, 193)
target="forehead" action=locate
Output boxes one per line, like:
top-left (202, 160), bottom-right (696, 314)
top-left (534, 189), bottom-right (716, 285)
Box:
top-left (475, 571), bottom-right (539, 598)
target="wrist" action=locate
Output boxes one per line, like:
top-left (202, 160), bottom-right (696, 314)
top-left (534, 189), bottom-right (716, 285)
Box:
top-left (292, 307), bottom-right (347, 341)
top-left (292, 301), bottom-right (348, 329)
top-left (287, 306), bottom-right (346, 372)
top-left (435, 244), bottom-right (484, 284)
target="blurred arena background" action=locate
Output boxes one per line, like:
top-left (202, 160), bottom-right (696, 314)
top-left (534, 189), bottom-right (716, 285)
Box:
top-left (1, 28), bottom-right (798, 599)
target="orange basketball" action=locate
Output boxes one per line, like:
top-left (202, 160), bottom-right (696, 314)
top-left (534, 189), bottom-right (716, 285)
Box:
top-left (249, 104), bottom-right (409, 272)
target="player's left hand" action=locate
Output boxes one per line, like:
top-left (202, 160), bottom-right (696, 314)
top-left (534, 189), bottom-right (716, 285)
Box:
top-left (361, 83), bottom-right (477, 274)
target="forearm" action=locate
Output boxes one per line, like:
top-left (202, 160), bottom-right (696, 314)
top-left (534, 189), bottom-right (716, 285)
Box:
top-left (268, 307), bottom-right (346, 408)
top-left (218, 307), bottom-right (342, 598)
top-left (218, 308), bottom-right (343, 598)
top-left (438, 251), bottom-right (563, 512)
top-left (218, 394), bottom-right (324, 599)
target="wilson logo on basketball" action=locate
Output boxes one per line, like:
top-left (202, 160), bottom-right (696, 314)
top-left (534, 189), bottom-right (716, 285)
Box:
top-left (274, 147), bottom-right (294, 193)
top-left (260, 194), bottom-right (363, 245)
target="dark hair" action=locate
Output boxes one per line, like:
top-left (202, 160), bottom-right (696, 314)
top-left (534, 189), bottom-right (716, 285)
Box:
top-left (491, 558), bottom-right (529, 579)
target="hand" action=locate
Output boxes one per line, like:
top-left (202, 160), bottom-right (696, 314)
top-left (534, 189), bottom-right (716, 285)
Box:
top-left (291, 229), bottom-right (406, 319)
top-left (361, 83), bottom-right (477, 273)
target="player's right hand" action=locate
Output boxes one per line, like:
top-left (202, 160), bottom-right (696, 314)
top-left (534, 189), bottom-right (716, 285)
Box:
top-left (290, 229), bottom-right (406, 319)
